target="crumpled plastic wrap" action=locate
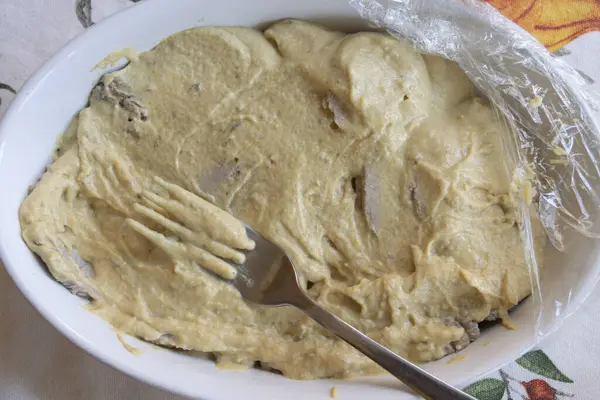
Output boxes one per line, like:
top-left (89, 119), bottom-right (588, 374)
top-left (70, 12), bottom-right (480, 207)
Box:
top-left (349, 0), bottom-right (600, 338)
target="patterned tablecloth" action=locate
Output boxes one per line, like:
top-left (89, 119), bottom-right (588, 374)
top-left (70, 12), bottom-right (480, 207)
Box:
top-left (1, 1), bottom-right (600, 399)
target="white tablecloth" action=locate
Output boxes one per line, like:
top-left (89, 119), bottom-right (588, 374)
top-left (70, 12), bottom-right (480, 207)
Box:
top-left (1, 1), bottom-right (600, 399)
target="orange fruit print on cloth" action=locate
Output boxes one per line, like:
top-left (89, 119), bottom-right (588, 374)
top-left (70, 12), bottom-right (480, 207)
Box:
top-left (486, 0), bottom-right (600, 50)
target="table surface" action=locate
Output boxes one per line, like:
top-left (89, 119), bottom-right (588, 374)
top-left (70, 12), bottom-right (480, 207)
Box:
top-left (1, 1), bottom-right (600, 399)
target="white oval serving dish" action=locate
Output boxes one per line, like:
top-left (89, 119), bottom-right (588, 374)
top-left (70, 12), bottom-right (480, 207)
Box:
top-left (1, 0), bottom-right (597, 399)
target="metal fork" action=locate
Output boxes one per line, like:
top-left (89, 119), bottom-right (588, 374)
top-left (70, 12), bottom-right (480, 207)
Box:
top-left (236, 229), bottom-right (475, 400)
top-left (128, 180), bottom-right (476, 400)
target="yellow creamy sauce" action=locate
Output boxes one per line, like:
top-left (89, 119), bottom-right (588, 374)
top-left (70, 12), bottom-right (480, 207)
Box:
top-left (19, 20), bottom-right (544, 379)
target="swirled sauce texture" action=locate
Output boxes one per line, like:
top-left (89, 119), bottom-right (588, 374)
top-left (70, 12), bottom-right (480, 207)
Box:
top-left (20, 20), bottom-right (544, 379)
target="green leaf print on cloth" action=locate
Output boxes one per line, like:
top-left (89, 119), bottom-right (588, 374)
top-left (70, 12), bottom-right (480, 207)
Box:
top-left (75, 0), bottom-right (93, 28)
top-left (464, 378), bottom-right (507, 400)
top-left (465, 350), bottom-right (574, 400)
top-left (0, 83), bottom-right (17, 107)
top-left (516, 350), bottom-right (573, 383)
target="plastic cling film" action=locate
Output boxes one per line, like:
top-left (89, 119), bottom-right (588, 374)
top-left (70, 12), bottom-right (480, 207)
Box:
top-left (349, 0), bottom-right (600, 338)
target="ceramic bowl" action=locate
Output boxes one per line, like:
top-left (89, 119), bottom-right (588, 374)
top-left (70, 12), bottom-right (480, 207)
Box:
top-left (0, 0), bottom-right (596, 398)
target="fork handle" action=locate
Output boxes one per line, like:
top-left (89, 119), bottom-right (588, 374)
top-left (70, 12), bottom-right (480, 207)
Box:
top-left (293, 294), bottom-right (476, 400)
